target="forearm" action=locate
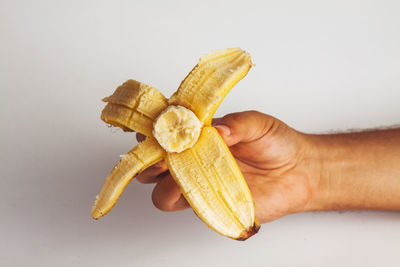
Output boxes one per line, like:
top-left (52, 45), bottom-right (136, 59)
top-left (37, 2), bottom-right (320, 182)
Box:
top-left (306, 128), bottom-right (400, 211)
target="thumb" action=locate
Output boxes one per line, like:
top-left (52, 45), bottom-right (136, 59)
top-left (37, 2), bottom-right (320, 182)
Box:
top-left (213, 111), bottom-right (276, 147)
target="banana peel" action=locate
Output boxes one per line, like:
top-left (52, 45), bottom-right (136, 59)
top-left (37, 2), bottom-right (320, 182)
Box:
top-left (91, 48), bottom-right (260, 240)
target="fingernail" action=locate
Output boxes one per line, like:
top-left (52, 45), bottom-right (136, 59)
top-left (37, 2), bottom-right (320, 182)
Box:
top-left (214, 124), bottom-right (231, 136)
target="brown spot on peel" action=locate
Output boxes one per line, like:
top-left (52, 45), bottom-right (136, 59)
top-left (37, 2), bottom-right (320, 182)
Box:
top-left (235, 220), bottom-right (261, 241)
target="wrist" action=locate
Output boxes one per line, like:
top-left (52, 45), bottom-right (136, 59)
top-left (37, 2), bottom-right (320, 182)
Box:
top-left (302, 133), bottom-right (354, 211)
top-left (303, 129), bottom-right (400, 212)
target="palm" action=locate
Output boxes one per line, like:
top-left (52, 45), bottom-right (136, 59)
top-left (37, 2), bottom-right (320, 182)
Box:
top-left (226, 119), bottom-right (313, 223)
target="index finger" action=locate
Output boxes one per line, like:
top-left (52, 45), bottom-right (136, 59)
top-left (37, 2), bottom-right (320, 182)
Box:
top-left (211, 117), bottom-right (222, 126)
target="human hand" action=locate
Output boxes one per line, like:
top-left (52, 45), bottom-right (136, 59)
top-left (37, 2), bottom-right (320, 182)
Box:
top-left (136, 111), bottom-right (322, 223)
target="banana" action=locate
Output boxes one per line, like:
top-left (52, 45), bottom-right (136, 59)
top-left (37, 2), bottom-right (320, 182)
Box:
top-left (153, 105), bottom-right (203, 153)
top-left (92, 48), bottom-right (259, 240)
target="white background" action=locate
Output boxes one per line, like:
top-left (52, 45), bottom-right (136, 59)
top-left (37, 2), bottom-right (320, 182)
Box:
top-left (1, 0), bottom-right (400, 266)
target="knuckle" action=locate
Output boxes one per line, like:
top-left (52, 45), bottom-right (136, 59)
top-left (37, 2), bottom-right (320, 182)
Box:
top-left (222, 111), bottom-right (260, 122)
top-left (223, 110), bottom-right (275, 124)
top-left (246, 110), bottom-right (263, 116)
top-left (222, 112), bottom-right (241, 122)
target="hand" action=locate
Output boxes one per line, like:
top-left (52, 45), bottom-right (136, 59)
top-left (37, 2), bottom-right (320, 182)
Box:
top-left (136, 111), bottom-right (321, 223)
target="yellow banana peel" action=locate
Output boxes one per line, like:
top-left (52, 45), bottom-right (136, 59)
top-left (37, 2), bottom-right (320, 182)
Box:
top-left (91, 48), bottom-right (260, 240)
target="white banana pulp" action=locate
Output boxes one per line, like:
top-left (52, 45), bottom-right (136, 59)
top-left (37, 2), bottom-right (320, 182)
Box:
top-left (153, 105), bottom-right (203, 153)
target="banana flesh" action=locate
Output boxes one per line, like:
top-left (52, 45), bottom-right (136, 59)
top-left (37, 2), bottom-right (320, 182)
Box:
top-left (153, 105), bottom-right (203, 153)
top-left (93, 48), bottom-right (259, 240)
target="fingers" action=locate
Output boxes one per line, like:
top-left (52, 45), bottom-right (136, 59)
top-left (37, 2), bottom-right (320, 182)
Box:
top-left (136, 161), bottom-right (190, 211)
top-left (135, 133), bottom-right (168, 184)
top-left (211, 117), bottom-right (222, 126)
top-left (136, 160), bottom-right (168, 184)
top-left (136, 112), bottom-right (276, 213)
top-left (213, 111), bottom-right (277, 147)
top-left (152, 173), bottom-right (190, 211)
top-left (135, 156), bottom-right (190, 211)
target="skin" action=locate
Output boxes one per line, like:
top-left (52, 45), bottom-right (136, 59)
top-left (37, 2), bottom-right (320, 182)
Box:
top-left (136, 111), bottom-right (400, 223)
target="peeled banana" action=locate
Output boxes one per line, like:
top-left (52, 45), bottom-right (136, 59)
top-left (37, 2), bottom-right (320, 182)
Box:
top-left (92, 48), bottom-right (260, 240)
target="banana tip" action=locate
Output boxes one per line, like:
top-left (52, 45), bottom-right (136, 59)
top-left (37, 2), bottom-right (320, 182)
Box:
top-left (91, 207), bottom-right (103, 220)
top-left (235, 222), bottom-right (261, 241)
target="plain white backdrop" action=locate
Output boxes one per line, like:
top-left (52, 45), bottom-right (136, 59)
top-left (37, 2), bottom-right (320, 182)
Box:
top-left (1, 0), bottom-right (400, 266)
